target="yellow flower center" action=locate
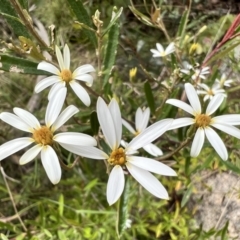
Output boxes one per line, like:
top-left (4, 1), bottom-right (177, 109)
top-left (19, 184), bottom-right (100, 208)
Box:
top-left (60, 69), bottom-right (72, 83)
top-left (32, 126), bottom-right (54, 145)
top-left (207, 89), bottom-right (214, 96)
top-left (108, 147), bottom-right (126, 166)
top-left (195, 114), bottom-right (211, 128)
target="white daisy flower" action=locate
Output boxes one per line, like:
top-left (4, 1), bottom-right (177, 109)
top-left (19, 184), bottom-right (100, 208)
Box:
top-left (122, 107), bottom-right (163, 156)
top-left (35, 44), bottom-right (95, 106)
top-left (214, 74), bottom-right (233, 88)
top-left (150, 42), bottom-right (175, 57)
top-left (0, 88), bottom-right (97, 184)
top-left (62, 97), bottom-right (176, 205)
top-left (181, 64), bottom-right (210, 80)
top-left (197, 83), bottom-right (226, 102)
top-left (166, 83), bottom-right (240, 160)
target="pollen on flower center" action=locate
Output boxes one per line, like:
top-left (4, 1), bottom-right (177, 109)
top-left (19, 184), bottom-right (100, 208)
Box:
top-left (108, 147), bottom-right (126, 166)
top-left (207, 89), bottom-right (214, 95)
top-left (32, 126), bottom-right (54, 145)
top-left (60, 69), bottom-right (72, 83)
top-left (195, 114), bottom-right (211, 128)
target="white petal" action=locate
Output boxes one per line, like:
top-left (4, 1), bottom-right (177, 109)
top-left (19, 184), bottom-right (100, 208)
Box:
top-left (69, 81), bottom-right (90, 106)
top-left (206, 94), bottom-right (225, 115)
top-left (37, 61), bottom-right (60, 75)
top-left (198, 83), bottom-right (209, 91)
top-left (59, 143), bottom-right (108, 159)
top-left (74, 74), bottom-right (93, 86)
top-left (20, 144), bottom-right (42, 164)
top-left (136, 107), bottom-right (150, 132)
top-left (45, 87), bottom-right (67, 127)
top-left (135, 107), bottom-right (143, 131)
top-left (13, 108), bottom-right (40, 129)
top-left (185, 83), bottom-right (201, 114)
top-left (166, 99), bottom-right (194, 116)
top-left (168, 118), bottom-right (194, 130)
top-left (41, 145), bottom-right (61, 184)
top-left (107, 165), bottom-right (125, 205)
top-left (54, 132), bottom-right (97, 146)
top-left (0, 112), bottom-right (32, 132)
top-left (34, 76), bottom-right (61, 93)
top-left (0, 138), bottom-right (33, 161)
top-left (63, 44), bottom-right (70, 69)
top-left (190, 128), bottom-right (205, 157)
top-left (205, 127), bottom-right (228, 161)
top-left (165, 42), bottom-right (175, 54)
top-left (73, 64), bottom-right (95, 75)
top-left (211, 123), bottom-right (240, 139)
top-left (212, 115), bottom-right (240, 125)
top-left (48, 82), bottom-right (66, 100)
top-left (97, 97), bottom-right (117, 150)
top-left (108, 98), bottom-right (122, 148)
top-left (156, 43), bottom-right (164, 53)
top-left (51, 105), bottom-right (79, 131)
top-left (150, 49), bottom-right (161, 57)
top-left (127, 119), bottom-right (172, 151)
top-left (127, 156), bottom-right (176, 176)
top-left (122, 119), bottom-right (136, 134)
top-left (126, 163), bottom-right (169, 199)
top-left (143, 143), bottom-right (163, 156)
top-left (55, 45), bottom-right (64, 70)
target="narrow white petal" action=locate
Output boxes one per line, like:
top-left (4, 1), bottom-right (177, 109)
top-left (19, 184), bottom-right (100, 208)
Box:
top-left (190, 128), bottom-right (205, 157)
top-left (37, 61), bottom-right (60, 75)
top-left (97, 97), bottom-right (117, 150)
top-left (143, 143), bottom-right (163, 156)
top-left (122, 119), bottom-right (136, 134)
top-left (127, 119), bottom-right (172, 151)
top-left (137, 108), bottom-right (150, 132)
top-left (135, 107), bottom-right (143, 131)
top-left (41, 145), bottom-right (61, 184)
top-left (20, 144), bottom-right (42, 165)
top-left (108, 99), bottom-right (122, 147)
top-left (107, 165), bottom-right (125, 205)
top-left (205, 127), bottom-right (228, 160)
top-left (165, 42), bottom-right (175, 54)
top-left (206, 94), bottom-right (225, 115)
top-left (166, 99), bottom-right (194, 116)
top-left (45, 87), bottom-right (67, 127)
top-left (203, 95), bottom-right (210, 102)
top-left (69, 81), bottom-right (90, 106)
top-left (74, 74), bottom-right (93, 86)
top-left (185, 83), bottom-right (201, 114)
top-left (150, 49), bottom-right (161, 57)
top-left (48, 82), bottom-right (66, 100)
top-left (126, 163), bottom-right (169, 199)
top-left (0, 112), bottom-right (32, 132)
top-left (51, 105), bottom-right (79, 131)
top-left (34, 76), bottom-right (61, 93)
top-left (13, 108), bottom-right (40, 129)
top-left (73, 64), bottom-right (95, 75)
top-left (198, 83), bottom-right (210, 91)
top-left (63, 44), bottom-right (70, 69)
top-left (0, 138), bottom-right (33, 161)
top-left (211, 123), bottom-right (240, 139)
top-left (54, 132), bottom-right (97, 146)
top-left (212, 115), bottom-right (240, 125)
top-left (168, 118), bottom-right (194, 130)
top-left (156, 43), bottom-right (164, 53)
top-left (59, 143), bottom-right (108, 159)
top-left (55, 45), bottom-right (64, 70)
top-left (127, 156), bottom-right (176, 176)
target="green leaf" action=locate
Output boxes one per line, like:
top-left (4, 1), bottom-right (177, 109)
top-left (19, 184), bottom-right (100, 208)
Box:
top-left (18, 0), bottom-right (28, 9)
top-left (0, 0), bottom-right (30, 38)
top-left (90, 111), bottom-right (99, 135)
top-left (221, 160), bottom-right (240, 174)
top-left (58, 194), bottom-right (64, 217)
top-left (0, 54), bottom-right (48, 75)
top-left (177, 9), bottom-right (189, 47)
top-left (102, 7), bottom-right (123, 36)
top-left (0, 234), bottom-right (9, 240)
top-left (144, 81), bottom-right (156, 114)
top-left (116, 177), bottom-right (130, 239)
top-left (181, 183), bottom-right (193, 208)
top-left (102, 21), bottom-right (120, 87)
top-left (66, 0), bottom-right (97, 47)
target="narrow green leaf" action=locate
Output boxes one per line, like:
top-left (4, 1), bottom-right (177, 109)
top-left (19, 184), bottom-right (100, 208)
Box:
top-left (0, 0), bottom-right (30, 38)
top-left (102, 7), bottom-right (123, 36)
top-left (181, 183), bottom-right (193, 208)
top-left (0, 234), bottom-right (9, 240)
top-left (58, 194), bottom-right (64, 217)
top-left (0, 54), bottom-right (48, 75)
top-left (66, 0), bottom-right (97, 47)
top-left (116, 177), bottom-right (130, 239)
top-left (102, 22), bottom-right (120, 87)
top-left (177, 9), bottom-right (189, 47)
top-left (144, 81), bottom-right (156, 114)
top-left (221, 159), bottom-right (240, 174)
top-left (90, 111), bottom-right (99, 135)
top-left (18, 0), bottom-right (28, 9)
